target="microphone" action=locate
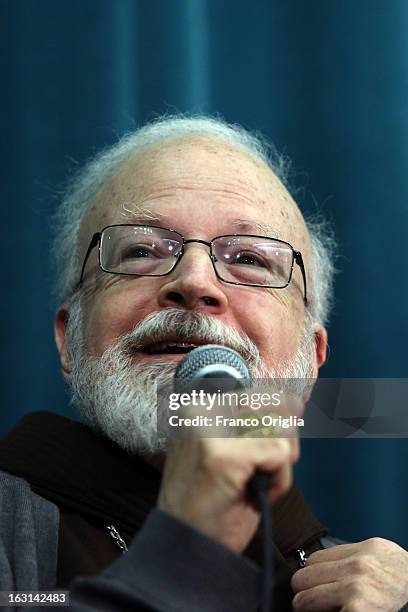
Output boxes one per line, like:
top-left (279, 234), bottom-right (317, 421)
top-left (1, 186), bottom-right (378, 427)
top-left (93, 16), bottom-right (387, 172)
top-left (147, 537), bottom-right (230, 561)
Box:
top-left (174, 344), bottom-right (272, 612)
top-left (174, 344), bottom-right (251, 394)
top-left (173, 344), bottom-right (269, 494)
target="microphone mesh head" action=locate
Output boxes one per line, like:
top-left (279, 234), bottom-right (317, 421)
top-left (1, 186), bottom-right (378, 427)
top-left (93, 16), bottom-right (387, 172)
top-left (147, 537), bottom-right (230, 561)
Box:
top-left (174, 344), bottom-right (251, 387)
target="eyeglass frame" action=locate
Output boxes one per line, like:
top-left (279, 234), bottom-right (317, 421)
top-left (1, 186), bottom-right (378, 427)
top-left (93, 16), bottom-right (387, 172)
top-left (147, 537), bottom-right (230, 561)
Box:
top-left (78, 223), bottom-right (308, 305)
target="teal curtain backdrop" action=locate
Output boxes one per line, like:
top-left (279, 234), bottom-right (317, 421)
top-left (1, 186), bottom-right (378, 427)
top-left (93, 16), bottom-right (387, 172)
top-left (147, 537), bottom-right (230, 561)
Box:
top-left (1, 0), bottom-right (407, 548)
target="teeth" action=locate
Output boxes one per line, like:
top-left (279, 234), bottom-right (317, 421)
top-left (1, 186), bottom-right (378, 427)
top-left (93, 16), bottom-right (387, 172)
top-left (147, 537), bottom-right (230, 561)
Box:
top-left (146, 341), bottom-right (199, 354)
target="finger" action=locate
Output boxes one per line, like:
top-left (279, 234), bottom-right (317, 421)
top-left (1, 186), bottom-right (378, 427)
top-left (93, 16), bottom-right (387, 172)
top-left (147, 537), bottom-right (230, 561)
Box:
top-left (307, 543), bottom-right (360, 564)
top-left (292, 583), bottom-right (343, 611)
top-left (292, 559), bottom-right (350, 592)
top-left (267, 460), bottom-right (292, 503)
top-left (289, 435), bottom-right (300, 462)
top-left (235, 411), bottom-right (299, 442)
top-left (254, 437), bottom-right (292, 471)
top-left (189, 437), bottom-right (294, 497)
top-left (238, 437), bottom-right (293, 502)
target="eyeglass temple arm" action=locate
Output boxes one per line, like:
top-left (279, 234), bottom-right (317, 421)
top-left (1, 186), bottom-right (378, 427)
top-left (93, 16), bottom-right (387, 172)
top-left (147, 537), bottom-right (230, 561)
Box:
top-left (78, 233), bottom-right (101, 286)
top-left (294, 251), bottom-right (308, 306)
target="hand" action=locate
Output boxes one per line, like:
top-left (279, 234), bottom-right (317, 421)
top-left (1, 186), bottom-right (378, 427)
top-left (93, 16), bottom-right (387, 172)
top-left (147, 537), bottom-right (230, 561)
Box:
top-left (291, 538), bottom-right (408, 611)
top-left (158, 433), bottom-right (299, 553)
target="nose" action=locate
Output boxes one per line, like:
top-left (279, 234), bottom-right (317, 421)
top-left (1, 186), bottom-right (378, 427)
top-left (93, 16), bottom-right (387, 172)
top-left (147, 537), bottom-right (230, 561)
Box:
top-left (157, 243), bottom-right (229, 314)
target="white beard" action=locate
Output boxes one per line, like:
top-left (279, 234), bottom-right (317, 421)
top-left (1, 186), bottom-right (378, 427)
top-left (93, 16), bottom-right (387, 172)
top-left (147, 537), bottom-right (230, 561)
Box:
top-left (66, 303), bottom-right (315, 454)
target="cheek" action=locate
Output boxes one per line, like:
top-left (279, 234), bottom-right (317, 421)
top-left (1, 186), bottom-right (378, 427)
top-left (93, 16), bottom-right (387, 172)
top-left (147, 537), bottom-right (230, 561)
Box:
top-left (84, 303), bottom-right (129, 355)
top-left (82, 283), bottom-right (158, 356)
top-left (231, 289), bottom-right (303, 363)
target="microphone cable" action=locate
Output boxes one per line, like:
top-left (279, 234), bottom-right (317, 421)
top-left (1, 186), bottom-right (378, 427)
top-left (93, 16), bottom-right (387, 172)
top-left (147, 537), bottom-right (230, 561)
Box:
top-left (247, 471), bottom-right (273, 612)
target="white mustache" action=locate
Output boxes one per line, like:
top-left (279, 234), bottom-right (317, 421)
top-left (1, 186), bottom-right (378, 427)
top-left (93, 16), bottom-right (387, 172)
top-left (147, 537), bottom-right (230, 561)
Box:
top-left (114, 308), bottom-right (262, 371)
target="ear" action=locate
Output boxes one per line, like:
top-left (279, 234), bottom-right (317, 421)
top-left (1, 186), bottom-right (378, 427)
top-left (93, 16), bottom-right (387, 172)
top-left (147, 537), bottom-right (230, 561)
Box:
top-left (54, 303), bottom-right (71, 383)
top-left (311, 323), bottom-right (328, 377)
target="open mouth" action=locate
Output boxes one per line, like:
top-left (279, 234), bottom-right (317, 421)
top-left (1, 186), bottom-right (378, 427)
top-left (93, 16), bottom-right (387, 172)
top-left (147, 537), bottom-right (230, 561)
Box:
top-left (139, 338), bottom-right (243, 360)
top-left (142, 340), bottom-right (209, 356)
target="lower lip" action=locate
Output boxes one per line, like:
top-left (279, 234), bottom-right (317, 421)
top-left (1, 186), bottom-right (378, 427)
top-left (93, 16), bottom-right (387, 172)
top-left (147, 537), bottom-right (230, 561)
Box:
top-left (138, 352), bottom-right (190, 362)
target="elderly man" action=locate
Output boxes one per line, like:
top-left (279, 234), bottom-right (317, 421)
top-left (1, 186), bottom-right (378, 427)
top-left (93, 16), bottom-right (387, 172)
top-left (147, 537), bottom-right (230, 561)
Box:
top-left (1, 116), bottom-right (407, 611)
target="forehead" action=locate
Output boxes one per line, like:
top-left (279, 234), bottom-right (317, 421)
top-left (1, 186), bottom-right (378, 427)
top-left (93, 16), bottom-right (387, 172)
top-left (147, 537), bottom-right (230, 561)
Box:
top-left (80, 135), bottom-right (310, 254)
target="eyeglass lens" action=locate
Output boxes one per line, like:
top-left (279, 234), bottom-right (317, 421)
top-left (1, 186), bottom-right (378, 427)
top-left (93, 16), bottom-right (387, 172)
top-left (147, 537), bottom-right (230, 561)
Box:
top-left (212, 235), bottom-right (293, 287)
top-left (100, 225), bottom-right (293, 287)
top-left (101, 226), bottom-right (182, 275)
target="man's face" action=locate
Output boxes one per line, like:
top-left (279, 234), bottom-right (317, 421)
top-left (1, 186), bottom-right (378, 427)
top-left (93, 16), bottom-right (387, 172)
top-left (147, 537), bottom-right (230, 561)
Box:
top-left (55, 135), bottom-right (327, 453)
top-left (64, 135), bottom-right (322, 373)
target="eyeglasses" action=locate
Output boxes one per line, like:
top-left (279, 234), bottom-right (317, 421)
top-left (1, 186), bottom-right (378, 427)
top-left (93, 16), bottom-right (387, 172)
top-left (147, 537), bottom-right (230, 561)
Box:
top-left (79, 224), bottom-right (308, 305)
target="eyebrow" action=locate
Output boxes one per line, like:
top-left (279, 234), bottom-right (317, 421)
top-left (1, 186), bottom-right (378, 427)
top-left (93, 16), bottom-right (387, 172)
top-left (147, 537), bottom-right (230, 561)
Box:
top-left (231, 219), bottom-right (282, 238)
top-left (119, 208), bottom-right (281, 238)
top-left (120, 204), bottom-right (168, 222)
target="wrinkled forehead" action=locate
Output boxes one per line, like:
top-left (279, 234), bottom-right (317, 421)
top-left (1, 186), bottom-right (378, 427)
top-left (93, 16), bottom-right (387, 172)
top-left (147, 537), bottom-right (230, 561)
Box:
top-left (79, 135), bottom-right (311, 259)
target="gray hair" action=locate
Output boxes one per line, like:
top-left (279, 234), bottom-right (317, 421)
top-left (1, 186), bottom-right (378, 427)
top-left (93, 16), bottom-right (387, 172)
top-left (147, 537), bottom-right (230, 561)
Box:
top-left (52, 114), bottom-right (336, 325)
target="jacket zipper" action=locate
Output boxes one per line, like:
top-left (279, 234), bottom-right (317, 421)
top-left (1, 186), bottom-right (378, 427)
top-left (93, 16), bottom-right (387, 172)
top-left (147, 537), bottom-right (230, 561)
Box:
top-left (296, 548), bottom-right (307, 568)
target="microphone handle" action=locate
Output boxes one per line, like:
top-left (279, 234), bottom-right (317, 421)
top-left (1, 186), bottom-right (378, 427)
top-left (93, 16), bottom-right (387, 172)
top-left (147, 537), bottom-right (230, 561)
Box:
top-left (247, 469), bottom-right (270, 499)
